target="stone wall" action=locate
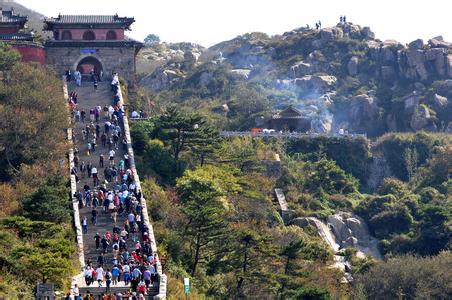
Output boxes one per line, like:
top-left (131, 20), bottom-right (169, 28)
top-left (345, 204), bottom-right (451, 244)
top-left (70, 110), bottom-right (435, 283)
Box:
top-left (117, 82), bottom-right (167, 299)
top-left (63, 78), bottom-right (86, 286)
top-left (46, 46), bottom-right (137, 83)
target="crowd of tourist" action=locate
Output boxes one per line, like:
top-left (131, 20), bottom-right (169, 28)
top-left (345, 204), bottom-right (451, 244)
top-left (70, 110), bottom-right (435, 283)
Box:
top-left (67, 75), bottom-right (159, 299)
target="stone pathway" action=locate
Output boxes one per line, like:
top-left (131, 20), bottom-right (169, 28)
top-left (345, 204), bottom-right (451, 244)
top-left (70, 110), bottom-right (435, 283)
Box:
top-left (69, 81), bottom-right (158, 297)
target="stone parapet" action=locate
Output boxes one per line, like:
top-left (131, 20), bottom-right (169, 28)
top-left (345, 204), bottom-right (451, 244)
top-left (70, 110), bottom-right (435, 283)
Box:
top-left (63, 77), bottom-right (86, 288)
top-left (116, 81), bottom-right (167, 299)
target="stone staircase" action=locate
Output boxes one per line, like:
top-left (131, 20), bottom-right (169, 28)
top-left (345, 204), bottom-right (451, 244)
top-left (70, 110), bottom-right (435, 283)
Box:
top-left (68, 81), bottom-right (160, 298)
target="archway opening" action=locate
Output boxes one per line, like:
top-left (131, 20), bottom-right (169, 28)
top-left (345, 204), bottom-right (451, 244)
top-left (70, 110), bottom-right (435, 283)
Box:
top-left (83, 30), bottom-right (96, 40)
top-left (76, 56), bottom-right (103, 81)
top-left (62, 30), bottom-right (72, 40)
top-left (106, 30), bottom-right (117, 40)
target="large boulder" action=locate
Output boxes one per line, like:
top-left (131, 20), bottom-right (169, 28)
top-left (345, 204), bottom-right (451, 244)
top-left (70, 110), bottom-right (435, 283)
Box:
top-left (381, 65), bottom-right (397, 81)
top-left (184, 51), bottom-right (201, 64)
top-left (294, 75), bottom-right (337, 92)
top-left (291, 61), bottom-right (314, 77)
top-left (320, 27), bottom-right (344, 41)
top-left (410, 105), bottom-right (431, 131)
top-left (327, 215), bottom-right (349, 243)
top-left (428, 36), bottom-right (452, 48)
top-left (425, 48), bottom-right (447, 76)
top-left (405, 49), bottom-right (428, 80)
top-left (140, 66), bottom-right (184, 91)
top-left (349, 94), bottom-right (379, 125)
top-left (447, 55), bottom-right (452, 78)
top-left (341, 23), bottom-right (362, 39)
top-left (403, 92), bottom-right (421, 110)
top-left (290, 217), bottom-right (317, 228)
top-left (432, 94), bottom-right (448, 108)
top-left (361, 27), bottom-right (375, 39)
top-left (408, 39), bottom-right (424, 50)
top-left (230, 69), bottom-right (251, 80)
top-left (347, 56), bottom-right (359, 76)
top-left (381, 45), bottom-right (397, 63)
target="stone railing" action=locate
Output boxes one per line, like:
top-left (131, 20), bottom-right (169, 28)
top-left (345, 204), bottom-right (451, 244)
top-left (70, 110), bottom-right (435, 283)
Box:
top-left (63, 77), bottom-right (86, 288)
top-left (116, 81), bottom-right (167, 299)
top-left (220, 131), bottom-right (367, 139)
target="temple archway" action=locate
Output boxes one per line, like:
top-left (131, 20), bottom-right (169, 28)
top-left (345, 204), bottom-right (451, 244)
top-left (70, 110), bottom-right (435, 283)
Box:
top-left (82, 30), bottom-right (96, 40)
top-left (61, 30), bottom-right (72, 40)
top-left (106, 30), bottom-right (117, 40)
top-left (76, 56), bottom-right (103, 80)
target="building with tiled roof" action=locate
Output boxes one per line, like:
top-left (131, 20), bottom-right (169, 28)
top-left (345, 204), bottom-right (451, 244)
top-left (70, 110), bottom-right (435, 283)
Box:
top-left (44, 14), bottom-right (135, 28)
top-left (268, 106), bottom-right (312, 132)
top-left (0, 7), bottom-right (28, 32)
top-left (0, 8), bottom-right (45, 64)
top-left (44, 14), bottom-right (142, 84)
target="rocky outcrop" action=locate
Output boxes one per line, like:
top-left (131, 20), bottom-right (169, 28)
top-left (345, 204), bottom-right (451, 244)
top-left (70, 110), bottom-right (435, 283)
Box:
top-left (428, 36), bottom-right (452, 48)
top-left (327, 213), bottom-right (382, 259)
top-left (367, 156), bottom-right (392, 191)
top-left (140, 66), bottom-right (185, 91)
top-left (408, 39), bottom-right (424, 50)
top-left (347, 56), bottom-right (359, 76)
top-left (348, 93), bottom-right (379, 129)
top-left (184, 50), bottom-right (201, 64)
top-left (320, 27), bottom-right (344, 41)
top-left (410, 104), bottom-right (432, 131)
top-left (230, 69), bottom-right (251, 80)
top-left (294, 75), bottom-right (337, 92)
top-left (432, 94), bottom-right (448, 108)
top-left (291, 61), bottom-right (315, 77)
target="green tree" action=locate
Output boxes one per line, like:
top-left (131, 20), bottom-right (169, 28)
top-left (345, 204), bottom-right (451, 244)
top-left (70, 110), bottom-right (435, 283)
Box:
top-left (0, 63), bottom-right (68, 180)
top-left (155, 105), bottom-right (218, 161)
top-left (144, 34), bottom-right (160, 46)
top-left (22, 177), bottom-right (70, 223)
top-left (303, 159), bottom-right (359, 195)
top-left (413, 205), bottom-right (450, 255)
top-left (0, 43), bottom-right (20, 71)
top-left (218, 137), bottom-right (260, 172)
top-left (355, 252), bottom-right (452, 299)
top-left (177, 167), bottom-right (228, 276)
top-left (279, 239), bottom-right (305, 297)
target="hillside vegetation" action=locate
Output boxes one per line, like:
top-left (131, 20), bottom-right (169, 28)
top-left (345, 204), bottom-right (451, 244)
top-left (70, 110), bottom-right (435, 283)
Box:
top-left (137, 22), bottom-right (452, 137)
top-left (131, 105), bottom-right (451, 298)
top-left (0, 43), bottom-right (76, 298)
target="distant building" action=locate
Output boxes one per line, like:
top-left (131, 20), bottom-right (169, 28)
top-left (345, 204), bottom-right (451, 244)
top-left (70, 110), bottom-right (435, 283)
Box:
top-left (0, 8), bottom-right (45, 64)
top-left (43, 14), bottom-right (143, 84)
top-left (268, 106), bottom-right (311, 132)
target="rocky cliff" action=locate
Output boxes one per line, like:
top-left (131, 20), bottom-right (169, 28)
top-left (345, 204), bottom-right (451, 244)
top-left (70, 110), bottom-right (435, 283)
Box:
top-left (138, 22), bottom-right (452, 136)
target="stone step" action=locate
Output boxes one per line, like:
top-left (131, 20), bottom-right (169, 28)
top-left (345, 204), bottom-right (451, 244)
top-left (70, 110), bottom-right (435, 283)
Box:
top-left (69, 82), bottom-right (159, 293)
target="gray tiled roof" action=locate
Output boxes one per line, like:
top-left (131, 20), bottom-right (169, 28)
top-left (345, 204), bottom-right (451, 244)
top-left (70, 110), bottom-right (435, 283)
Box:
top-left (46, 15), bottom-right (134, 24)
top-left (0, 9), bottom-right (28, 23)
top-left (0, 33), bottom-right (33, 41)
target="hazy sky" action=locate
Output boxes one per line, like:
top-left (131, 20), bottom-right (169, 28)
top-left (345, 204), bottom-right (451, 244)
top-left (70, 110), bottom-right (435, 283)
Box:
top-left (15, 0), bottom-right (452, 47)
